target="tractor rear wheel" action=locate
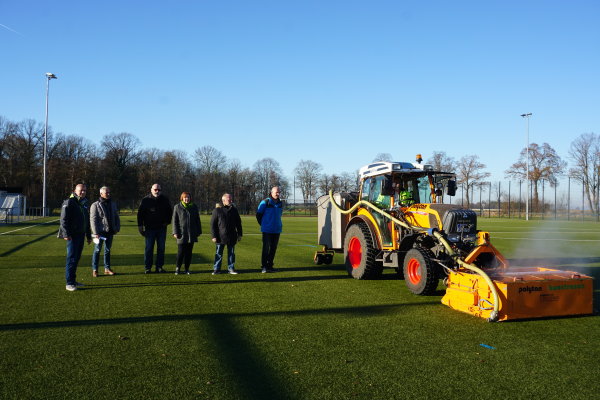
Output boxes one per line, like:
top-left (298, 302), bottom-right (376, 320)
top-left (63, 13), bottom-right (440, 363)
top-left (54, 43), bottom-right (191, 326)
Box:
top-left (403, 247), bottom-right (438, 295)
top-left (344, 223), bottom-right (382, 279)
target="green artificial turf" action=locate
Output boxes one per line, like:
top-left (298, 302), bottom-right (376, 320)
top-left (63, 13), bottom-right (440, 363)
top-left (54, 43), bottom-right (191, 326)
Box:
top-left (0, 216), bottom-right (599, 399)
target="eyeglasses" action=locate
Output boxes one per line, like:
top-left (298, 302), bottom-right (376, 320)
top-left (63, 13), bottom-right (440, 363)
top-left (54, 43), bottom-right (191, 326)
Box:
top-left (153, 189), bottom-right (161, 192)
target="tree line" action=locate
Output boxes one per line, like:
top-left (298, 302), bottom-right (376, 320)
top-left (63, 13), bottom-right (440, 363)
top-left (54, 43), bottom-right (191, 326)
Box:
top-left (1, 115), bottom-right (598, 214)
top-left (0, 115), bottom-right (359, 213)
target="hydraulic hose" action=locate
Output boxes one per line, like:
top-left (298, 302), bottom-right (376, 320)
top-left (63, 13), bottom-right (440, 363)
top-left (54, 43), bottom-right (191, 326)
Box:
top-left (328, 190), bottom-right (500, 322)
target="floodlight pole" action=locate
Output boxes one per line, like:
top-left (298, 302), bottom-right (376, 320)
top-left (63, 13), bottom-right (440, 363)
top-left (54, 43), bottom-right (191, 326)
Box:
top-left (521, 113), bottom-right (532, 221)
top-left (43, 73), bottom-right (57, 217)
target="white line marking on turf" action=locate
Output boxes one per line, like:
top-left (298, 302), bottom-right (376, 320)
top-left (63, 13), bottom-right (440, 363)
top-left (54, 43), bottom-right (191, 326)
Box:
top-left (0, 219), bottom-right (59, 235)
top-left (493, 237), bottom-right (600, 242)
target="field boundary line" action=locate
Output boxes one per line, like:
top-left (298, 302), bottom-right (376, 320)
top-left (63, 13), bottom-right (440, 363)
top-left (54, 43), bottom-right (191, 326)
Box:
top-left (0, 219), bottom-right (59, 236)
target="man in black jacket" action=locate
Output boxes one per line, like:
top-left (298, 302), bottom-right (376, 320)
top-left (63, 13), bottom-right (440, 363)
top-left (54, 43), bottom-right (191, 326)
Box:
top-left (210, 193), bottom-right (243, 274)
top-left (58, 183), bottom-right (92, 291)
top-left (137, 183), bottom-right (172, 273)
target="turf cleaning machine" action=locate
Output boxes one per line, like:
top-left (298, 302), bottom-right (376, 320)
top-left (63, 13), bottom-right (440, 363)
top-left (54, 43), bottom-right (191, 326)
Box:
top-left (314, 155), bottom-right (593, 322)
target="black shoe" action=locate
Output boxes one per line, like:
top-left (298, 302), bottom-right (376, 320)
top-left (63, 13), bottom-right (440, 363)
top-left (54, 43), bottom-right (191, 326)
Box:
top-left (156, 268), bottom-right (167, 273)
top-left (212, 270), bottom-right (221, 275)
top-left (267, 268), bottom-right (277, 273)
top-left (145, 269), bottom-right (152, 274)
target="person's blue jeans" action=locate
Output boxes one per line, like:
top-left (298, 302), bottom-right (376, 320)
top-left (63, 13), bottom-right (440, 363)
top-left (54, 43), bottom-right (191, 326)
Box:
top-left (92, 234), bottom-right (114, 271)
top-left (213, 243), bottom-right (236, 271)
top-left (144, 227), bottom-right (166, 271)
top-left (65, 234), bottom-right (85, 285)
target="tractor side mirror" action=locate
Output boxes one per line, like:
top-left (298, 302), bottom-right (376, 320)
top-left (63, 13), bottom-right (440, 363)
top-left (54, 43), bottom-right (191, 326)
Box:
top-left (435, 183), bottom-right (443, 197)
top-left (381, 177), bottom-right (394, 196)
top-left (447, 180), bottom-right (457, 196)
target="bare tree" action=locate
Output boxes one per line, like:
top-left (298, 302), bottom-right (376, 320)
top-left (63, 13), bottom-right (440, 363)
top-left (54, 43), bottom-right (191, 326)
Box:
top-left (568, 132), bottom-right (600, 213)
top-left (427, 151), bottom-right (457, 172)
top-left (253, 157), bottom-right (284, 198)
top-left (137, 148), bottom-right (165, 195)
top-left (294, 159), bottom-right (322, 203)
top-left (50, 134), bottom-right (98, 201)
top-left (373, 153), bottom-right (393, 162)
top-left (101, 132), bottom-right (141, 206)
top-left (159, 150), bottom-right (193, 202)
top-left (506, 142), bottom-right (566, 211)
top-left (456, 155), bottom-right (490, 207)
top-left (194, 146), bottom-right (227, 212)
top-left (339, 171), bottom-right (359, 192)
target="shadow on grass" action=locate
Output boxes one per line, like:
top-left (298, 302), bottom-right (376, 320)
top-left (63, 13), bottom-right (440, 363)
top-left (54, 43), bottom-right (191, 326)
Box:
top-left (8, 253), bottom-right (214, 269)
top-left (0, 230), bottom-right (58, 257)
top-left (0, 302), bottom-right (434, 332)
top-left (204, 314), bottom-right (287, 399)
top-left (0, 303), bottom-right (432, 399)
top-left (80, 273), bottom-right (353, 290)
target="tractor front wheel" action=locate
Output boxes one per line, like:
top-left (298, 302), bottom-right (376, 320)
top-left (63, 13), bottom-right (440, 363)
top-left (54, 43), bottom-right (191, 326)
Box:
top-left (403, 247), bottom-right (438, 295)
top-left (344, 223), bottom-right (382, 279)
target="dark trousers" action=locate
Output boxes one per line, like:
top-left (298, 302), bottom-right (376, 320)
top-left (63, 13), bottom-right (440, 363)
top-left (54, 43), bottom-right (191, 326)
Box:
top-left (261, 233), bottom-right (280, 270)
top-left (65, 234), bottom-right (85, 285)
top-left (176, 242), bottom-right (195, 271)
top-left (144, 227), bottom-right (166, 271)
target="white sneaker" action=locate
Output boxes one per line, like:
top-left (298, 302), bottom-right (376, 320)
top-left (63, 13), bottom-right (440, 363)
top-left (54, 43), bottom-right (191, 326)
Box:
top-left (228, 270), bottom-right (238, 275)
top-left (66, 285), bottom-right (77, 291)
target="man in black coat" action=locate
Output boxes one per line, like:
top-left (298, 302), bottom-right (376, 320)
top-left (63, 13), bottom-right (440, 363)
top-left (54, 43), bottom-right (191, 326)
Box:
top-left (210, 193), bottom-right (243, 274)
top-left (137, 183), bottom-right (172, 273)
top-left (58, 183), bottom-right (92, 291)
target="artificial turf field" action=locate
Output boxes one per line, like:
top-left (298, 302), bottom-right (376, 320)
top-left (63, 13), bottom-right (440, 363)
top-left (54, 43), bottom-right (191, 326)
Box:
top-left (1, 215), bottom-right (599, 400)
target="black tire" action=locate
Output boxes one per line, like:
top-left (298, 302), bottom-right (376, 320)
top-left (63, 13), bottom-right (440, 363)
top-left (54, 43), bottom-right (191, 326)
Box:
top-left (314, 253), bottom-right (324, 265)
top-left (403, 247), bottom-right (438, 295)
top-left (323, 254), bottom-right (334, 265)
top-left (344, 223), bottom-right (382, 279)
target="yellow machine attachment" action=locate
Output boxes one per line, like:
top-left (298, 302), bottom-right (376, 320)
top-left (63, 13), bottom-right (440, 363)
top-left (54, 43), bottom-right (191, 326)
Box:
top-left (442, 267), bottom-right (594, 321)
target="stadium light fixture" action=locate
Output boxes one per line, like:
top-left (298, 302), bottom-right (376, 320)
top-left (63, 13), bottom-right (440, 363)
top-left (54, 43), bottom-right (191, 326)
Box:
top-left (43, 72), bottom-right (58, 217)
top-left (520, 113), bottom-right (532, 221)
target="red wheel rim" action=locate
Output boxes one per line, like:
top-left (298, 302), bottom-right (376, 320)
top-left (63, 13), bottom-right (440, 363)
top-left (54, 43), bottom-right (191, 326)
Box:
top-left (348, 237), bottom-right (362, 269)
top-left (407, 258), bottom-right (421, 284)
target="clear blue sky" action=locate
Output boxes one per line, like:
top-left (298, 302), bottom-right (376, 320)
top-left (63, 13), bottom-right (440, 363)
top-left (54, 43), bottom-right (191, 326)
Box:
top-left (1, 1), bottom-right (598, 182)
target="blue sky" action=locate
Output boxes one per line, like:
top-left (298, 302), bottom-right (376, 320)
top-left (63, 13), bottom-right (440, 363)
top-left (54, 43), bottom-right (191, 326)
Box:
top-left (1, 1), bottom-right (599, 182)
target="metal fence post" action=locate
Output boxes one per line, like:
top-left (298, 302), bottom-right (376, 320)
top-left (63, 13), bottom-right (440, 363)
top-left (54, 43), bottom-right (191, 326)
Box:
top-left (488, 181), bottom-right (491, 218)
top-left (567, 177), bottom-right (571, 221)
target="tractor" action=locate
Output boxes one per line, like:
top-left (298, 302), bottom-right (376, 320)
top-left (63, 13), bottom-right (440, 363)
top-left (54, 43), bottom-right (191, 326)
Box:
top-left (315, 155), bottom-right (593, 321)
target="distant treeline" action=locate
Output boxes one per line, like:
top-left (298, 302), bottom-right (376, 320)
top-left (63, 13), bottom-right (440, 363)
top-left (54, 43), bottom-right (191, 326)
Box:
top-left (0, 116), bottom-right (358, 213)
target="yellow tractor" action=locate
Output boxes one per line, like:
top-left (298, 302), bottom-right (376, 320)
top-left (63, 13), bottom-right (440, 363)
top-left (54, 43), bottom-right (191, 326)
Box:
top-left (315, 155), bottom-right (593, 321)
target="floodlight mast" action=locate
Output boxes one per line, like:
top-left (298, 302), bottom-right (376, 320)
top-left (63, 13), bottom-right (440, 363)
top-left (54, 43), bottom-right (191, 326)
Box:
top-left (521, 113), bottom-right (532, 221)
top-left (43, 73), bottom-right (57, 217)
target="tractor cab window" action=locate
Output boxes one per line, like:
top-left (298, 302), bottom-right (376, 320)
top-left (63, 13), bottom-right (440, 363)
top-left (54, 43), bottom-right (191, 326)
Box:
top-left (368, 175), bottom-right (391, 209)
top-left (416, 176), bottom-right (431, 203)
top-left (360, 178), bottom-right (372, 202)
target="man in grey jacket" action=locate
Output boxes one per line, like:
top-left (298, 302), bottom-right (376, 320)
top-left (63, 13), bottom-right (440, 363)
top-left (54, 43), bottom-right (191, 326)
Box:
top-left (90, 186), bottom-right (120, 277)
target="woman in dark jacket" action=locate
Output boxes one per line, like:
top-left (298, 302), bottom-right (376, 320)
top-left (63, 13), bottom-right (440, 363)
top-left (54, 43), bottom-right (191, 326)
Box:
top-left (210, 193), bottom-right (243, 274)
top-left (172, 192), bottom-right (201, 274)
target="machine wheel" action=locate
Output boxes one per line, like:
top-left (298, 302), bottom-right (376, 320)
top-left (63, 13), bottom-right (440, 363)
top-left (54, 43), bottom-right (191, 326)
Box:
top-left (344, 223), bottom-right (382, 279)
top-left (314, 253), bottom-right (324, 265)
top-left (323, 253), bottom-right (334, 265)
top-left (403, 247), bottom-right (438, 295)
